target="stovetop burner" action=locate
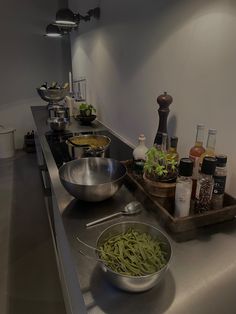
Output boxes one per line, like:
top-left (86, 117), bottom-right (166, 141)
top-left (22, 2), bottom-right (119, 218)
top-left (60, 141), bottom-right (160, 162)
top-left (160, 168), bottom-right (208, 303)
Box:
top-left (45, 130), bottom-right (73, 167)
top-left (45, 130), bottom-right (73, 143)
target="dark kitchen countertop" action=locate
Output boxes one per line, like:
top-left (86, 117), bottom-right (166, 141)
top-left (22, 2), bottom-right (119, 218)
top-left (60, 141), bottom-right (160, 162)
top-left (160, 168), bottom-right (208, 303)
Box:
top-left (32, 106), bottom-right (236, 314)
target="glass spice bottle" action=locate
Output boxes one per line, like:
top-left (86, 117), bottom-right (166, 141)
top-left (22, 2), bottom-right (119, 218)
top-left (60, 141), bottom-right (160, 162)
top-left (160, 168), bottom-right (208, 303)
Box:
top-left (199, 128), bottom-right (217, 167)
top-left (133, 134), bottom-right (148, 173)
top-left (175, 158), bottom-right (194, 217)
top-left (168, 136), bottom-right (179, 163)
top-left (189, 124), bottom-right (206, 198)
top-left (161, 133), bottom-right (168, 153)
top-left (189, 124), bottom-right (205, 173)
top-left (211, 155), bottom-right (228, 210)
top-left (194, 156), bottom-right (216, 213)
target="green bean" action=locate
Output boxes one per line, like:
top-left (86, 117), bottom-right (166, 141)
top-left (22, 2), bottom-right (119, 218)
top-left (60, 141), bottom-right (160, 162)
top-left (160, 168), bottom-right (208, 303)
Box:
top-left (99, 228), bottom-right (167, 276)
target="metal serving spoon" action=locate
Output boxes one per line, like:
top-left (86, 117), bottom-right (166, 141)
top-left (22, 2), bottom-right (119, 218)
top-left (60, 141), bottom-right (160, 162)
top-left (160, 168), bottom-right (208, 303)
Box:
top-left (86, 201), bottom-right (143, 228)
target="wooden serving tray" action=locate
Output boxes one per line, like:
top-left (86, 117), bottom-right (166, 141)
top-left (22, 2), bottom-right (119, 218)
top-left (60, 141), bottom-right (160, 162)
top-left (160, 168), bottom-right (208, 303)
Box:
top-left (123, 160), bottom-right (236, 240)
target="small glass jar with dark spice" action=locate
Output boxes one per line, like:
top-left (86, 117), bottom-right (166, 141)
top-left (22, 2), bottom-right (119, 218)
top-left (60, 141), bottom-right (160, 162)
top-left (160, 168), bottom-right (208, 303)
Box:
top-left (194, 156), bottom-right (216, 213)
top-left (211, 155), bottom-right (227, 210)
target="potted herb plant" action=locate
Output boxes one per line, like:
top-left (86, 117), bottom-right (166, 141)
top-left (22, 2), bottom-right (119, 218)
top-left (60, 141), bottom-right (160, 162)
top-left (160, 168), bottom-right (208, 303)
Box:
top-left (143, 145), bottom-right (178, 197)
top-left (79, 103), bottom-right (96, 117)
top-left (76, 103), bottom-right (97, 125)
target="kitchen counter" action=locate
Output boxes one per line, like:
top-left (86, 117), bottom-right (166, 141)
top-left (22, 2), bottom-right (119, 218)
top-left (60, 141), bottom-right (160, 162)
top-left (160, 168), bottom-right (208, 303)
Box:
top-left (32, 106), bottom-right (236, 314)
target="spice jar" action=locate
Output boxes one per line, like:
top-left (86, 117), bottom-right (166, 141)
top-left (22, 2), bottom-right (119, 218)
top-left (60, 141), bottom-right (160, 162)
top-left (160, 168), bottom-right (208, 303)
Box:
top-left (211, 155), bottom-right (227, 210)
top-left (133, 134), bottom-right (148, 173)
top-left (175, 158), bottom-right (194, 217)
top-left (194, 156), bottom-right (216, 213)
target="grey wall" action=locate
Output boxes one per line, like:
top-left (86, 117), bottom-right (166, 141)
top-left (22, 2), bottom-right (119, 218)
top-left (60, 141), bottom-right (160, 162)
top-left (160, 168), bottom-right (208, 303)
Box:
top-left (0, 0), bottom-right (71, 148)
top-left (69, 0), bottom-right (236, 196)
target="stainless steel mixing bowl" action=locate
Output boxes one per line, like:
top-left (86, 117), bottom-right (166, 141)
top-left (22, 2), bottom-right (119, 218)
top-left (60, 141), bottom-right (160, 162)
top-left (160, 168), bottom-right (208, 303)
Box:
top-left (96, 221), bottom-right (172, 292)
top-left (59, 158), bottom-right (127, 202)
top-left (36, 88), bottom-right (68, 103)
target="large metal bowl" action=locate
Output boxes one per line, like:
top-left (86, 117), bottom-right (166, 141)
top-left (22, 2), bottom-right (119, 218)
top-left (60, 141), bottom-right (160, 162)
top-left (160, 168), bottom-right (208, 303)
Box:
top-left (36, 88), bottom-right (68, 103)
top-left (66, 134), bottom-right (111, 159)
top-left (96, 221), bottom-right (172, 292)
top-left (59, 158), bottom-right (127, 202)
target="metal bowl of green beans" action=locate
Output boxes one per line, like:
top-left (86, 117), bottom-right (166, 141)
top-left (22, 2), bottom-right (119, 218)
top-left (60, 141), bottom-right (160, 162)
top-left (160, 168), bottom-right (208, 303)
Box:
top-left (96, 221), bottom-right (172, 292)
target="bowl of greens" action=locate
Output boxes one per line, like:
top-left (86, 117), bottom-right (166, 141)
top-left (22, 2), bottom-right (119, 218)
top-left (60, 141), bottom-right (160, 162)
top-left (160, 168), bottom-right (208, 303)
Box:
top-left (95, 221), bottom-right (172, 292)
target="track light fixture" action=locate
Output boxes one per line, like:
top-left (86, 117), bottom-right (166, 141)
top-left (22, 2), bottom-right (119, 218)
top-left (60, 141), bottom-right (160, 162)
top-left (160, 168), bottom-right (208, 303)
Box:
top-left (56, 8), bottom-right (77, 26)
top-left (45, 23), bottom-right (75, 37)
top-left (45, 24), bottom-right (62, 37)
top-left (45, 7), bottom-right (100, 37)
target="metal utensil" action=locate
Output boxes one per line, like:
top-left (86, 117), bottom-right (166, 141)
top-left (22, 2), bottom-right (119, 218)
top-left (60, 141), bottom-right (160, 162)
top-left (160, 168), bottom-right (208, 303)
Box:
top-left (86, 201), bottom-right (143, 227)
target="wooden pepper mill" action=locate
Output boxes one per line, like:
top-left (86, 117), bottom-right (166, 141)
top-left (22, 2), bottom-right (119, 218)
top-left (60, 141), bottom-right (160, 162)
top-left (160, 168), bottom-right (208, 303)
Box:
top-left (154, 91), bottom-right (173, 145)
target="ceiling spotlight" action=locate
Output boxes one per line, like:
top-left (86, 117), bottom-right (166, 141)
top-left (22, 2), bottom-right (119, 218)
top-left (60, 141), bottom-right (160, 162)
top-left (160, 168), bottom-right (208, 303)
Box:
top-left (45, 24), bottom-right (62, 37)
top-left (55, 8), bottom-right (77, 27)
top-left (45, 7), bottom-right (100, 38)
top-left (55, 7), bottom-right (100, 26)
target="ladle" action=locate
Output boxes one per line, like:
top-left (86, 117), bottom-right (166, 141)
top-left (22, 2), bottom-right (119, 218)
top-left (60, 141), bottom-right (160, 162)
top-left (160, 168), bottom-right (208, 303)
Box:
top-left (86, 201), bottom-right (143, 227)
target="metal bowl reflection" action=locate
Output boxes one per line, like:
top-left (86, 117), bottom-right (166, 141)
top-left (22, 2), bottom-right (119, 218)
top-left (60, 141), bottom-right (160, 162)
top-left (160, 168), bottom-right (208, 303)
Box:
top-left (59, 157), bottom-right (127, 202)
top-left (96, 221), bottom-right (172, 292)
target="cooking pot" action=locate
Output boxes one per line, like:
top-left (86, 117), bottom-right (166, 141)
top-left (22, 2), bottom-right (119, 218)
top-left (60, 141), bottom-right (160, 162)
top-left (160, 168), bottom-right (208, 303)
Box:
top-left (66, 134), bottom-right (111, 159)
top-left (0, 125), bottom-right (15, 158)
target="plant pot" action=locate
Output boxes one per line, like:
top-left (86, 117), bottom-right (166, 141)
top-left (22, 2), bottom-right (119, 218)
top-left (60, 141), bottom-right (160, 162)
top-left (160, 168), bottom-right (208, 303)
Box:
top-left (143, 172), bottom-right (176, 198)
top-left (75, 114), bottom-right (96, 125)
top-left (80, 109), bottom-right (92, 117)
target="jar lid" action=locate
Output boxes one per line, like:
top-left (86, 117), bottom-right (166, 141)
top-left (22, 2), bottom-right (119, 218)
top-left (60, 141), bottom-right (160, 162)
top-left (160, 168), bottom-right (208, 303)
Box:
top-left (0, 125), bottom-right (15, 134)
top-left (197, 124), bottom-right (205, 129)
top-left (208, 128), bottom-right (217, 135)
top-left (179, 158), bottom-right (193, 177)
top-left (216, 154), bottom-right (227, 166)
top-left (201, 157), bottom-right (216, 175)
top-left (139, 134), bottom-right (146, 141)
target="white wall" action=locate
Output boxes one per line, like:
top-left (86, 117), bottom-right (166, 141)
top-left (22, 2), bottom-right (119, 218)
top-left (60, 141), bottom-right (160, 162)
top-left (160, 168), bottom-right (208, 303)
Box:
top-left (0, 0), bottom-right (71, 148)
top-left (69, 0), bottom-right (236, 196)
